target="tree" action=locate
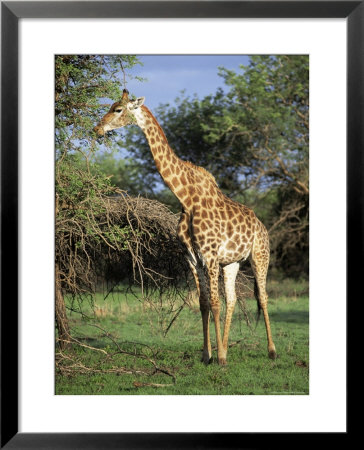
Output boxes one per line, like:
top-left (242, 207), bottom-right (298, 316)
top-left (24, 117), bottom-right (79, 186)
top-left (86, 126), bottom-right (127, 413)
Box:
top-left (216, 55), bottom-right (309, 277)
top-left (92, 149), bottom-right (154, 196)
top-left (55, 55), bottom-right (143, 348)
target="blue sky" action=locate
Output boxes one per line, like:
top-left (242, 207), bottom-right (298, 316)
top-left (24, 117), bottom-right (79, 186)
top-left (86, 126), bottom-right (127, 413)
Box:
top-left (119, 55), bottom-right (250, 110)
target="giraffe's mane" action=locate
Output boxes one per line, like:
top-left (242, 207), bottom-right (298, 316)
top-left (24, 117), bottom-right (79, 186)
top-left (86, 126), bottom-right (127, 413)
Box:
top-left (141, 105), bottom-right (169, 143)
top-left (183, 161), bottom-right (218, 186)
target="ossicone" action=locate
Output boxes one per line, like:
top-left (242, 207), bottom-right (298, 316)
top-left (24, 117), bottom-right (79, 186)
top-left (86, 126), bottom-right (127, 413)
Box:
top-left (122, 89), bottom-right (129, 101)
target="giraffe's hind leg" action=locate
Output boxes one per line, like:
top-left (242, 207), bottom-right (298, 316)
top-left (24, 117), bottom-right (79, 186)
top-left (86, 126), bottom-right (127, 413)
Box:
top-left (206, 258), bottom-right (226, 365)
top-left (250, 228), bottom-right (277, 360)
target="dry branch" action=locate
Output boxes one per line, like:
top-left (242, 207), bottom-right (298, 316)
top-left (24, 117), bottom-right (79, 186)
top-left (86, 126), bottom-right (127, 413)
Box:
top-left (56, 329), bottom-right (176, 383)
top-left (56, 190), bottom-right (190, 299)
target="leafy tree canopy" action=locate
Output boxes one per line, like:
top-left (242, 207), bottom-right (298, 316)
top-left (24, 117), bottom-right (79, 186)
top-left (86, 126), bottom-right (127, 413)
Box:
top-left (55, 54), bottom-right (142, 157)
top-left (55, 55), bottom-right (144, 296)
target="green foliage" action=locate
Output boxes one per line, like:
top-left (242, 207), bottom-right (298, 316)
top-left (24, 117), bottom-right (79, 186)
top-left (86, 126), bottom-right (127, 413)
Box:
top-left (56, 157), bottom-right (131, 249)
top-left (91, 149), bottom-right (150, 196)
top-left (57, 156), bottom-right (110, 209)
top-left (55, 55), bottom-right (141, 126)
top-left (215, 55), bottom-right (309, 193)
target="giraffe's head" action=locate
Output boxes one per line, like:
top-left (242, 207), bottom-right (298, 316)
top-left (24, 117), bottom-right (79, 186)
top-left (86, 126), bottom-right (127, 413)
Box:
top-left (94, 89), bottom-right (145, 136)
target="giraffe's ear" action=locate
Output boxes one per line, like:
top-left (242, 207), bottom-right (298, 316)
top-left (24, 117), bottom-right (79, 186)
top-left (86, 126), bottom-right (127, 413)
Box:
top-left (128, 97), bottom-right (145, 110)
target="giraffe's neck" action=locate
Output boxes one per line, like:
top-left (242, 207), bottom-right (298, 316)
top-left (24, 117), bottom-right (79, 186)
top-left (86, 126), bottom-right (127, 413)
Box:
top-left (133, 105), bottom-right (217, 211)
top-left (134, 105), bottom-right (180, 171)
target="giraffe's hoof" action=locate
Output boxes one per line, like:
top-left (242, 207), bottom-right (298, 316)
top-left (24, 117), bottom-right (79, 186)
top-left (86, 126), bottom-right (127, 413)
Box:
top-left (218, 357), bottom-right (227, 366)
top-left (268, 350), bottom-right (277, 360)
top-left (201, 354), bottom-right (213, 365)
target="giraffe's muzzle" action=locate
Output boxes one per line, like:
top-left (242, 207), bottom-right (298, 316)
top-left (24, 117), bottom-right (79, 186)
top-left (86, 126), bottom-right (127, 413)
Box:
top-left (93, 125), bottom-right (105, 136)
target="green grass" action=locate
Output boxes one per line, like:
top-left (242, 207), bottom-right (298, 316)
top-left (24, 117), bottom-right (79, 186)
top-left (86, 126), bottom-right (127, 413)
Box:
top-left (56, 279), bottom-right (309, 395)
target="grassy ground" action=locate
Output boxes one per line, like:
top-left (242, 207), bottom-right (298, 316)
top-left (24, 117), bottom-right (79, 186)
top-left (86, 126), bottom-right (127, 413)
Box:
top-left (56, 279), bottom-right (309, 395)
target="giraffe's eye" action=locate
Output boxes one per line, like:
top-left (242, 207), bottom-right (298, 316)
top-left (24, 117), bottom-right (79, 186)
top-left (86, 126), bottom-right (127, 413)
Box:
top-left (115, 109), bottom-right (122, 113)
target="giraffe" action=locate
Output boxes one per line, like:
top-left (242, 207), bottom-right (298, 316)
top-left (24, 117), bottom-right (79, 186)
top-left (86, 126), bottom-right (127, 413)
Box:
top-left (94, 90), bottom-right (277, 365)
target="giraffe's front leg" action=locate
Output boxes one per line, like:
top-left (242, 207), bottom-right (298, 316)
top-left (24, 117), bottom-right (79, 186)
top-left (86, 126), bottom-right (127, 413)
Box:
top-left (178, 213), bottom-right (212, 364)
top-left (186, 260), bottom-right (212, 364)
top-left (195, 264), bottom-right (212, 365)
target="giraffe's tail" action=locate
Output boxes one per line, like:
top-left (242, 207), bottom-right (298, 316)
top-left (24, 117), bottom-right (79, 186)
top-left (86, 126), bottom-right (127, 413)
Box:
top-left (254, 278), bottom-right (262, 325)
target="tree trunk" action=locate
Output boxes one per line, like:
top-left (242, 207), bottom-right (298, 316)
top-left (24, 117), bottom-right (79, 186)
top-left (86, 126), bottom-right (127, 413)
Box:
top-left (55, 263), bottom-right (70, 350)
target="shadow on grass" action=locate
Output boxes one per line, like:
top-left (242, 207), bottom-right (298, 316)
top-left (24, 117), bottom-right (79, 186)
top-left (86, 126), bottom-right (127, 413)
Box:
top-left (73, 336), bottom-right (109, 349)
top-left (269, 310), bottom-right (309, 324)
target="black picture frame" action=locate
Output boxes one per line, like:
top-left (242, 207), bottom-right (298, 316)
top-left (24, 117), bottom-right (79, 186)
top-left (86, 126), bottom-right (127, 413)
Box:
top-left (1, 1), bottom-right (358, 448)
